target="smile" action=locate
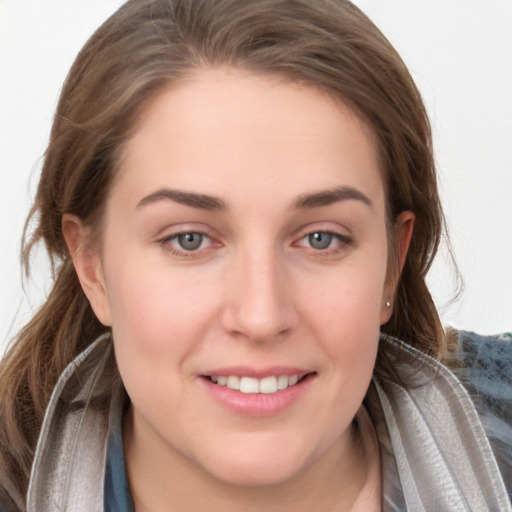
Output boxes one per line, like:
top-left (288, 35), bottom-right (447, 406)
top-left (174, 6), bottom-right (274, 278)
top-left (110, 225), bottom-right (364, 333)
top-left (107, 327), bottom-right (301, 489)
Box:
top-left (207, 374), bottom-right (307, 394)
top-left (202, 370), bottom-right (316, 416)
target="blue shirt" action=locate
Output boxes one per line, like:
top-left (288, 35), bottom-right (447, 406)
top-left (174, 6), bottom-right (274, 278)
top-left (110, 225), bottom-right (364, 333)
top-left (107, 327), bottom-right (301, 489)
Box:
top-left (104, 401), bottom-right (134, 512)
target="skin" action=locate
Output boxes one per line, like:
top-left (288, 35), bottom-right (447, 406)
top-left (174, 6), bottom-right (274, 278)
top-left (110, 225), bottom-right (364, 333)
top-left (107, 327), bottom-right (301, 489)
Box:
top-left (63, 68), bottom-right (414, 511)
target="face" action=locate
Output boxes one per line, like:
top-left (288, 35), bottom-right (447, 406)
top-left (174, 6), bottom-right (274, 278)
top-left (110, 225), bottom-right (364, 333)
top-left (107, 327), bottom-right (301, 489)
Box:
top-left (67, 68), bottom-right (411, 487)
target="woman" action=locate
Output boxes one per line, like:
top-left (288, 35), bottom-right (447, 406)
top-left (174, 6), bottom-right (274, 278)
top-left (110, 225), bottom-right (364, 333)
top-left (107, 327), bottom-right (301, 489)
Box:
top-left (0, 0), bottom-right (510, 510)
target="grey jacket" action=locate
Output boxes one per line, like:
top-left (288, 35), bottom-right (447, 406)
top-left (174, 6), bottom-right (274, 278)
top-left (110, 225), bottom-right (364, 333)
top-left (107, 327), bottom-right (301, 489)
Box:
top-left (3, 331), bottom-right (512, 511)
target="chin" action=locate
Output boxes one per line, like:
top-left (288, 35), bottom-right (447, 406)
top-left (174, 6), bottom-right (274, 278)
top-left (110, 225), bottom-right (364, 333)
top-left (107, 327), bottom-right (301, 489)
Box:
top-left (206, 459), bottom-right (305, 488)
top-left (195, 434), bottom-right (315, 487)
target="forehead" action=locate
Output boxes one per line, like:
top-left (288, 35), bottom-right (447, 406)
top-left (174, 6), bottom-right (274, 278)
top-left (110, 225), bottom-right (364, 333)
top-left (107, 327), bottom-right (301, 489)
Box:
top-left (114, 68), bottom-right (385, 211)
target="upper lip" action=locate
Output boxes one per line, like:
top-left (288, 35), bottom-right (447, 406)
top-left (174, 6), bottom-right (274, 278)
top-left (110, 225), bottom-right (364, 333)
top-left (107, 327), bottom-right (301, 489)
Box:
top-left (201, 366), bottom-right (314, 378)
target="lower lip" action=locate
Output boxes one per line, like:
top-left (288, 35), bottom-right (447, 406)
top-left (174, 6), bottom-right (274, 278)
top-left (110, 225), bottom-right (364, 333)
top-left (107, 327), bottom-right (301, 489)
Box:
top-left (201, 374), bottom-right (315, 417)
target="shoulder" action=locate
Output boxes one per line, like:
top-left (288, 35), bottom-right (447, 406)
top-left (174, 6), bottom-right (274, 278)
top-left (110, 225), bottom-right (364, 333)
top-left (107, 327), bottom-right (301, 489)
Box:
top-left (448, 329), bottom-right (512, 498)
top-left (373, 332), bottom-right (512, 507)
top-left (450, 330), bottom-right (512, 405)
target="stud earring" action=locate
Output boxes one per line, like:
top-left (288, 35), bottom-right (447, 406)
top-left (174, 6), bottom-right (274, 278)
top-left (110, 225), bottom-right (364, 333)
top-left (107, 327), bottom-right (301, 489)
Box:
top-left (386, 300), bottom-right (391, 308)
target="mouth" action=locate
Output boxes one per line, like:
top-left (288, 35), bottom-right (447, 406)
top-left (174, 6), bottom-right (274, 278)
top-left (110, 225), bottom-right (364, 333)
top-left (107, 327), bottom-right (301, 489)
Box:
top-left (203, 373), bottom-right (315, 395)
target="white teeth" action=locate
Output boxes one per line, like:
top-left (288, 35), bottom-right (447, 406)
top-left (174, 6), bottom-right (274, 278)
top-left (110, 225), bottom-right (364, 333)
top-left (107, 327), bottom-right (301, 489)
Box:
top-left (240, 377), bottom-right (260, 393)
top-left (210, 374), bottom-right (303, 394)
top-left (259, 376), bottom-right (278, 394)
top-left (226, 376), bottom-right (240, 390)
top-left (277, 375), bottom-right (289, 390)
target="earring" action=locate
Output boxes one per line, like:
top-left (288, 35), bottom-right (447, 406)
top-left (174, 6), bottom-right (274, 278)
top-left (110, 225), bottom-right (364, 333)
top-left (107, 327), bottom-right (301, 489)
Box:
top-left (386, 300), bottom-right (391, 308)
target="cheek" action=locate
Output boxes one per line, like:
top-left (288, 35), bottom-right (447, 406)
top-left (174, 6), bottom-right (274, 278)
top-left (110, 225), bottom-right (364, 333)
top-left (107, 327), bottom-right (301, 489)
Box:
top-left (298, 251), bottom-right (387, 380)
top-left (104, 261), bottom-right (223, 422)
top-left (305, 256), bottom-right (387, 334)
top-left (102, 250), bottom-right (221, 374)
top-left (287, 263), bottom-right (383, 462)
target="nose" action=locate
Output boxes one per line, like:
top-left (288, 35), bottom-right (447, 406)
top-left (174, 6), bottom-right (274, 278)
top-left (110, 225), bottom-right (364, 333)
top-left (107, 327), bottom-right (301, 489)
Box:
top-left (221, 248), bottom-right (298, 343)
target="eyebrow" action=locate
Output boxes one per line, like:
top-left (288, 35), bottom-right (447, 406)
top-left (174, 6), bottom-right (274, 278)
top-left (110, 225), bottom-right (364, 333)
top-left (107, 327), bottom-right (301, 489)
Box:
top-left (136, 185), bottom-right (372, 212)
top-left (137, 188), bottom-right (227, 211)
top-left (292, 186), bottom-right (372, 210)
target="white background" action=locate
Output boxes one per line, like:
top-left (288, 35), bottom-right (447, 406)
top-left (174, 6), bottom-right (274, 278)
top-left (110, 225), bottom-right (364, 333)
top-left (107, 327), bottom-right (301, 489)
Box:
top-left (1, 0), bottom-right (511, 354)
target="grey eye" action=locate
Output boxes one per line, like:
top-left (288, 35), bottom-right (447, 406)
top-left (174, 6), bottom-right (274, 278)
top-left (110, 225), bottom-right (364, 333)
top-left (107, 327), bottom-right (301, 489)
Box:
top-left (308, 232), bottom-right (333, 250)
top-left (177, 233), bottom-right (203, 251)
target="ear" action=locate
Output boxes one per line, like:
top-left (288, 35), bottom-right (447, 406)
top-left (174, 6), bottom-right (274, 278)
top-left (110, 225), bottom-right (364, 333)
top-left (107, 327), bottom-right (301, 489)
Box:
top-left (380, 210), bottom-right (415, 324)
top-left (62, 214), bottom-right (112, 326)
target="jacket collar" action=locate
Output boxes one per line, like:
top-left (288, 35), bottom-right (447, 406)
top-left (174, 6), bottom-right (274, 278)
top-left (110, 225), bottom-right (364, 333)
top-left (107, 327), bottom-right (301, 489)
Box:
top-left (373, 334), bottom-right (511, 511)
top-left (27, 335), bottom-right (113, 512)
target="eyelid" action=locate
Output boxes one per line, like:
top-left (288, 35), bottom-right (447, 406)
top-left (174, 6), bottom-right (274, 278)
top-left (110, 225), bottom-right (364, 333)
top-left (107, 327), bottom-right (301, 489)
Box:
top-left (292, 224), bottom-right (355, 253)
top-left (155, 224), bottom-right (222, 256)
top-left (296, 230), bottom-right (351, 246)
top-left (293, 222), bottom-right (352, 241)
top-left (154, 221), bottom-right (220, 240)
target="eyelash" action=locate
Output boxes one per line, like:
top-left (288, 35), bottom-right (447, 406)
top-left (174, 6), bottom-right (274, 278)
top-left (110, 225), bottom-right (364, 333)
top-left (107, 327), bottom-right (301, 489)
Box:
top-left (157, 231), bottom-right (215, 256)
top-left (294, 230), bottom-right (354, 256)
top-left (156, 229), bottom-right (354, 257)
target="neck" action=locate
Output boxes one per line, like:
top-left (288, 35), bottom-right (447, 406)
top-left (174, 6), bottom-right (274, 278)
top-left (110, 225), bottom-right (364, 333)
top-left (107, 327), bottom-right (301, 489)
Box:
top-left (124, 407), bottom-right (371, 512)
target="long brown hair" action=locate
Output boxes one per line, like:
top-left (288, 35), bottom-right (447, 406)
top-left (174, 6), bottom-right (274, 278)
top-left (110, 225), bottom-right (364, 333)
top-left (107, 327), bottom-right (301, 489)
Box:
top-left (0, 0), bottom-right (451, 505)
